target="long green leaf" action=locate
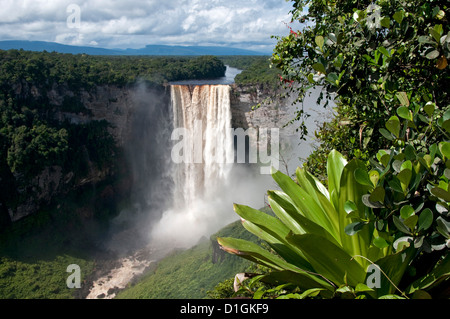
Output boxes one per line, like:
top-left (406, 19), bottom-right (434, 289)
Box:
top-left (261, 270), bottom-right (334, 292)
top-left (217, 237), bottom-right (290, 271)
top-left (338, 159), bottom-right (373, 266)
top-left (217, 237), bottom-right (332, 290)
top-left (296, 167), bottom-right (339, 233)
top-left (296, 167), bottom-right (330, 199)
top-left (234, 204), bottom-right (313, 271)
top-left (234, 204), bottom-right (291, 240)
top-left (267, 190), bottom-right (304, 234)
top-left (287, 233), bottom-right (367, 287)
top-left (327, 150), bottom-right (347, 204)
top-left (268, 191), bottom-right (340, 246)
top-left (271, 168), bottom-right (335, 234)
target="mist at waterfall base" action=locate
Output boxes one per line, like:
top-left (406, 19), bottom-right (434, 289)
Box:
top-left (103, 82), bottom-right (272, 255)
top-left (104, 71), bottom-right (332, 255)
top-left (151, 84), bottom-right (275, 250)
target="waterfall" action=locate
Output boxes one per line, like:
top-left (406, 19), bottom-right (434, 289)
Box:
top-left (170, 84), bottom-right (234, 208)
top-left (150, 84), bottom-right (235, 247)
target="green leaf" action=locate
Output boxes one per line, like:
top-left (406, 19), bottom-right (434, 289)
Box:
top-left (401, 160), bottom-right (412, 171)
top-left (436, 10), bottom-right (445, 20)
top-left (392, 160), bottom-right (403, 172)
top-left (287, 233), bottom-right (367, 286)
top-left (315, 35), bottom-right (324, 50)
top-left (436, 217), bottom-right (450, 238)
top-left (404, 215), bottom-right (418, 231)
top-left (369, 170), bottom-right (380, 187)
top-left (355, 283), bottom-right (374, 293)
top-left (445, 168), bottom-right (450, 180)
top-left (354, 168), bottom-right (373, 187)
top-left (267, 191), bottom-right (339, 246)
top-left (344, 200), bottom-right (358, 214)
top-left (234, 204), bottom-right (314, 270)
top-left (400, 206), bottom-right (415, 219)
top-left (396, 92), bottom-right (410, 107)
top-left (388, 176), bottom-right (404, 193)
top-left (442, 119), bottom-right (450, 133)
top-left (369, 186), bottom-right (385, 203)
top-left (362, 194), bottom-right (383, 208)
top-left (393, 216), bottom-right (412, 234)
top-left (267, 190), bottom-right (303, 234)
top-left (217, 237), bottom-right (289, 271)
top-left (397, 169), bottom-right (412, 191)
top-left (440, 142), bottom-right (450, 159)
top-left (431, 187), bottom-right (450, 201)
top-left (271, 169), bottom-right (335, 234)
top-left (373, 237), bottom-right (389, 249)
top-left (378, 46), bottom-right (391, 58)
top-left (397, 106), bottom-right (412, 121)
top-left (393, 11), bottom-right (404, 24)
top-left (424, 102), bottom-right (435, 117)
top-left (261, 271), bottom-right (333, 292)
top-left (338, 160), bottom-right (374, 263)
top-left (328, 33), bottom-right (337, 44)
top-left (444, 109), bottom-right (450, 121)
top-left (326, 72), bottom-right (339, 86)
top-left (327, 150), bottom-right (347, 199)
top-left (344, 221), bottom-right (366, 236)
top-left (418, 208), bottom-right (433, 232)
top-left (430, 25), bottom-right (443, 43)
top-left (379, 295), bottom-right (406, 299)
top-left (418, 36), bottom-right (435, 44)
top-left (217, 237), bottom-right (335, 292)
top-left (312, 62), bottom-right (326, 74)
top-left (379, 128), bottom-right (394, 141)
top-left (404, 145), bottom-right (416, 161)
top-left (386, 116), bottom-right (400, 138)
top-left (380, 17), bottom-right (390, 28)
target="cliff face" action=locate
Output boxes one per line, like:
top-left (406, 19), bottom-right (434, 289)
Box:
top-left (230, 84), bottom-right (290, 130)
top-left (7, 82), bottom-right (287, 223)
top-left (6, 81), bottom-right (170, 223)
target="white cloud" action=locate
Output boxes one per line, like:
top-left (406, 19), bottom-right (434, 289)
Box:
top-left (0, 0), bottom-right (297, 52)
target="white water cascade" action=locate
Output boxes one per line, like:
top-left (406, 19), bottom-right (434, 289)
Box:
top-left (150, 84), bottom-right (235, 247)
top-left (171, 84), bottom-right (234, 207)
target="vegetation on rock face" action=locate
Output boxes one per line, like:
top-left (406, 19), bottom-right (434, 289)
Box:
top-left (218, 0), bottom-right (449, 299)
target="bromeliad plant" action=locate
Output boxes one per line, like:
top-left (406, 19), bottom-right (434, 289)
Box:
top-left (218, 150), bottom-right (399, 298)
top-left (218, 133), bottom-right (449, 298)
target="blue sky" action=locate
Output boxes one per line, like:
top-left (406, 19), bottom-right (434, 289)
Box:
top-left (0, 0), bottom-right (302, 53)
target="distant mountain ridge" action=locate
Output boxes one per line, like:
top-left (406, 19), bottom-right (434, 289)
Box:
top-left (0, 40), bottom-right (268, 56)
